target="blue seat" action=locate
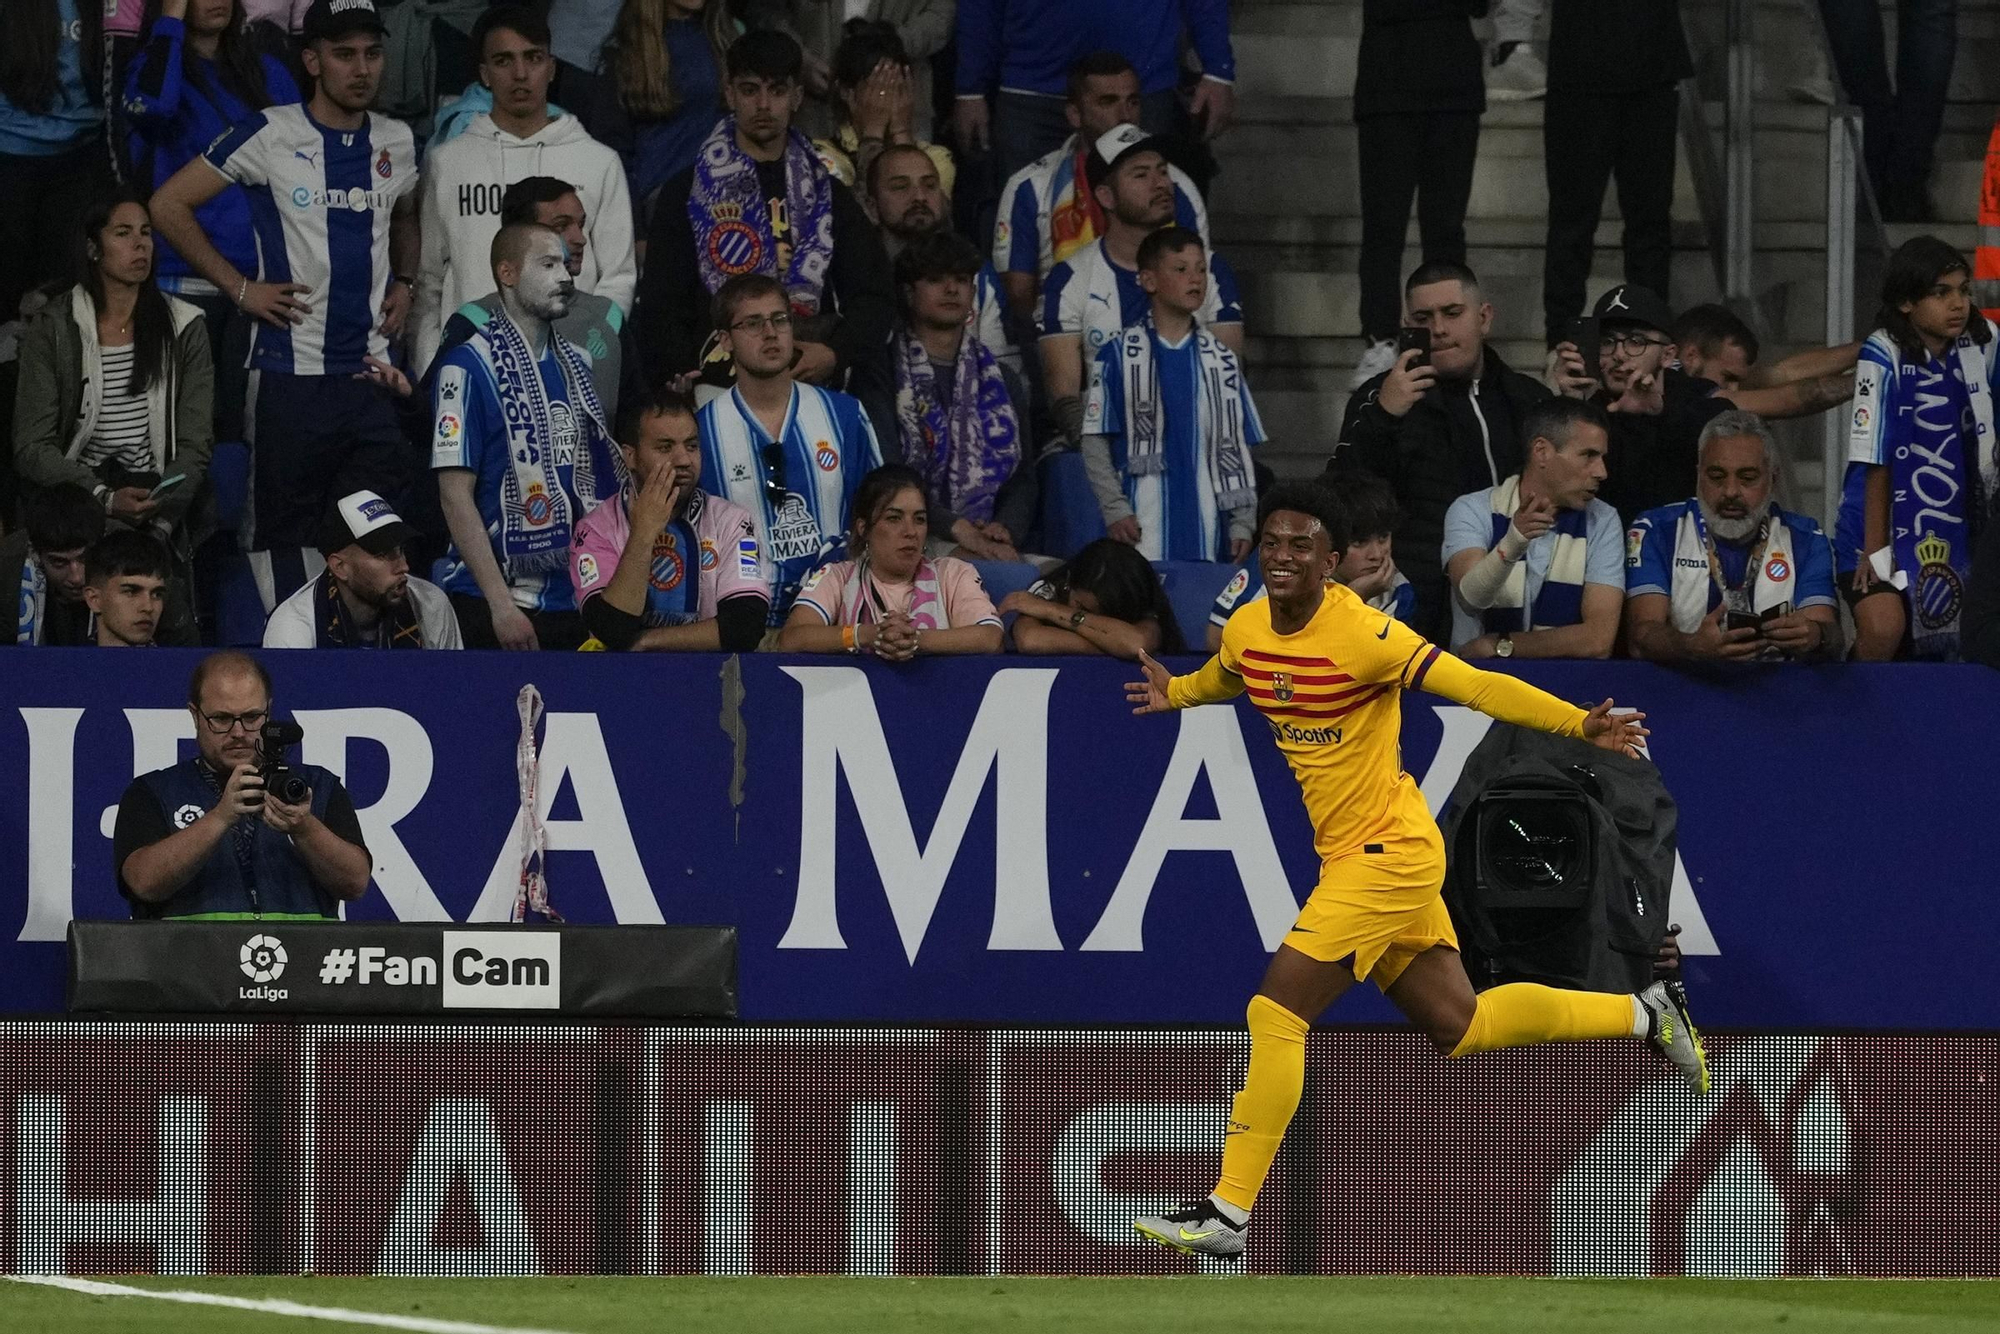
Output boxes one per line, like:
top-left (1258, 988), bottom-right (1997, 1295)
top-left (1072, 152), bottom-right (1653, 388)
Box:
top-left (1036, 449), bottom-right (1105, 561)
top-left (1152, 560), bottom-right (1237, 651)
top-left (967, 559), bottom-right (1042, 610)
top-left (214, 553), bottom-right (268, 647)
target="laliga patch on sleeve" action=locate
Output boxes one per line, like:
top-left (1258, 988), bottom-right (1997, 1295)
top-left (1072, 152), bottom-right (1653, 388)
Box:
top-left (1218, 567), bottom-right (1250, 609)
top-left (1626, 526), bottom-right (1646, 567)
top-left (432, 368), bottom-right (469, 466)
top-left (1849, 362), bottom-right (1883, 449)
top-left (577, 553), bottom-right (600, 587)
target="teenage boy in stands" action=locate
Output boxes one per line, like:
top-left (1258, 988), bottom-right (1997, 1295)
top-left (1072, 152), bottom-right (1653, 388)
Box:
top-left (1081, 225), bottom-right (1263, 562)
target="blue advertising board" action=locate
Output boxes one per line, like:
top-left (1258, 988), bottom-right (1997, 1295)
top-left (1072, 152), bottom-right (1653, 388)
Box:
top-left (1, 649), bottom-right (1995, 1028)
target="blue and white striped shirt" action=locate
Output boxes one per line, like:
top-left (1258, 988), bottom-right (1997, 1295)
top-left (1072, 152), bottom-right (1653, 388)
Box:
top-left (204, 104), bottom-right (419, 376)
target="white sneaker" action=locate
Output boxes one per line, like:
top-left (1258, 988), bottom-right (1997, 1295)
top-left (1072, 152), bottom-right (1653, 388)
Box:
top-left (1639, 980), bottom-right (1711, 1094)
top-left (1134, 1199), bottom-right (1246, 1260)
top-left (1487, 45), bottom-right (1548, 103)
top-left (1348, 337), bottom-right (1398, 390)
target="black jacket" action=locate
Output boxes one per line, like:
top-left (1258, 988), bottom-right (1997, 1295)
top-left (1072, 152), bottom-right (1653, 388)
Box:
top-left (1595, 370), bottom-right (1729, 525)
top-left (1355, 0), bottom-right (1488, 119)
top-left (1335, 344), bottom-right (1550, 642)
top-left (1549, 0), bottom-right (1693, 94)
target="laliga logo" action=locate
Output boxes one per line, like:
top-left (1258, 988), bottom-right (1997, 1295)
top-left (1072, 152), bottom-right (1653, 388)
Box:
top-left (239, 934), bottom-right (292, 1002)
top-left (240, 934), bottom-right (287, 983)
top-left (1553, 1037), bottom-right (1860, 1276)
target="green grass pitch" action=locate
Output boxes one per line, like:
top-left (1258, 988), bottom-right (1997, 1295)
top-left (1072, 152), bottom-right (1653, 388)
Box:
top-left (5, 1276), bottom-right (1999, 1334)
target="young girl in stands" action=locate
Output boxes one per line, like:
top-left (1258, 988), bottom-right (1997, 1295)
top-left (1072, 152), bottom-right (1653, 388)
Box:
top-left (123, 0), bottom-right (299, 439)
top-left (591, 0), bottom-right (737, 213)
top-left (778, 463), bottom-right (1005, 657)
top-left (12, 190), bottom-right (213, 641)
top-left (0, 0), bottom-right (113, 324)
top-left (1839, 235), bottom-right (2000, 660)
top-left (1002, 537), bottom-right (1186, 659)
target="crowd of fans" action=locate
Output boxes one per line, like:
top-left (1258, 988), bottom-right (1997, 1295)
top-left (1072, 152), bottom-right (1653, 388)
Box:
top-left (0, 0), bottom-right (1994, 668)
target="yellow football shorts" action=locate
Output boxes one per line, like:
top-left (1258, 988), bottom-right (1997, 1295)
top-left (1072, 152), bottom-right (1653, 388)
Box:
top-left (1279, 836), bottom-right (1456, 990)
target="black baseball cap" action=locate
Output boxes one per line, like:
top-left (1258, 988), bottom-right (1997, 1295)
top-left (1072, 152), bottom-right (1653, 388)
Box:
top-left (1591, 284), bottom-right (1675, 335)
top-left (302, 0), bottom-right (387, 43)
top-left (318, 490), bottom-right (412, 558)
top-left (1084, 123), bottom-right (1165, 192)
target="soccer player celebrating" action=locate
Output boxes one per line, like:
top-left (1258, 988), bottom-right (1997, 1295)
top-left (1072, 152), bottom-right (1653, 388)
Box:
top-left (1124, 480), bottom-right (1707, 1261)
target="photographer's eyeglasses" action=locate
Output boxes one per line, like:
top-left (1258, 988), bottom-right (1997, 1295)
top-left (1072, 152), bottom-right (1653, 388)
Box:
top-left (198, 709), bottom-right (269, 735)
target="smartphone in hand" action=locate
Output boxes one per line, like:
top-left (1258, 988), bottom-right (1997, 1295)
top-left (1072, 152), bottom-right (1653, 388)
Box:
top-left (1397, 326), bottom-right (1431, 368)
top-left (1566, 316), bottom-right (1600, 384)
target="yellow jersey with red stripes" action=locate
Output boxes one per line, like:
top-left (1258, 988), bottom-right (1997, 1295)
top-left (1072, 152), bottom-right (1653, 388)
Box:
top-left (1165, 583), bottom-right (1588, 861)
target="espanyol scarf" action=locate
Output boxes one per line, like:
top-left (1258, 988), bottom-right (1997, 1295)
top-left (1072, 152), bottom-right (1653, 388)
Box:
top-left (1482, 475), bottom-right (1590, 634)
top-left (690, 116), bottom-right (835, 314)
top-left (478, 312), bottom-right (618, 575)
top-left (1667, 503), bottom-right (1797, 633)
top-left (1878, 332), bottom-right (1998, 658)
top-left (893, 331), bottom-right (1020, 525)
top-left (1109, 318), bottom-right (1256, 517)
top-left (310, 570), bottom-right (424, 649)
top-left (835, 553), bottom-right (947, 630)
top-left (16, 552), bottom-right (46, 646)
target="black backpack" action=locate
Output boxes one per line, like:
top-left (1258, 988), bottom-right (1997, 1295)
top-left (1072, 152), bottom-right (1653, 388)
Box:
top-left (1440, 723), bottom-right (1675, 993)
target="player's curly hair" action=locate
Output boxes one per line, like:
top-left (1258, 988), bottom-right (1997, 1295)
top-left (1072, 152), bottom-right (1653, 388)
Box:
top-left (1256, 480), bottom-right (1348, 553)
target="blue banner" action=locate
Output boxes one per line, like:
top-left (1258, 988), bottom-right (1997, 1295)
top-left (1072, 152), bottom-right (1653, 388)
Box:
top-left (2, 649), bottom-right (1995, 1028)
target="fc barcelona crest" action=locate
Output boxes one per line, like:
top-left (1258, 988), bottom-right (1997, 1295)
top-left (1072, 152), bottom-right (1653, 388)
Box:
top-left (1272, 672), bottom-right (1295, 703)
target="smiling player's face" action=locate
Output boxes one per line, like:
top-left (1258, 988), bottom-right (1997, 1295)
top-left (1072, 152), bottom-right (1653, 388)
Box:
top-left (1258, 510), bottom-right (1335, 610)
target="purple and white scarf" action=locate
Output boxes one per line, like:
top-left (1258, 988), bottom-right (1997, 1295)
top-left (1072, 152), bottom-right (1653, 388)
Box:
top-left (893, 331), bottom-right (1020, 524)
top-left (689, 116), bottom-right (835, 314)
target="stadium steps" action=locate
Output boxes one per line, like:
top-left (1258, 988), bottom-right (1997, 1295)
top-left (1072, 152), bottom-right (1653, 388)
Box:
top-left (1222, 0), bottom-right (2000, 513)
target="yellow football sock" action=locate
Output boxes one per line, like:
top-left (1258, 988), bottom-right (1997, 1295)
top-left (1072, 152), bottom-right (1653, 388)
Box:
top-left (1213, 994), bottom-right (1310, 1214)
top-left (1449, 983), bottom-right (1637, 1057)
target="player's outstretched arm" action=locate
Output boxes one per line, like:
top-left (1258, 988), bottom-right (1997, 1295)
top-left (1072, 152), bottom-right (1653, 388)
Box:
top-left (1410, 646), bottom-right (1648, 756)
top-left (1125, 650), bottom-right (1243, 715)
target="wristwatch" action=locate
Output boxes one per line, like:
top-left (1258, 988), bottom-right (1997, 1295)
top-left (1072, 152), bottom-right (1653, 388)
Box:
top-left (1069, 608), bottom-right (1089, 630)
top-left (1495, 634), bottom-right (1515, 659)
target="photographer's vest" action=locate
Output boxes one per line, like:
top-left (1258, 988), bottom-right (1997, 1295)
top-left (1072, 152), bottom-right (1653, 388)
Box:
top-left (124, 759), bottom-right (344, 920)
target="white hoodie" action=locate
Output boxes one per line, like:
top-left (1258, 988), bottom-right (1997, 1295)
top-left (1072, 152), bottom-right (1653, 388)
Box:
top-left (411, 111), bottom-right (637, 375)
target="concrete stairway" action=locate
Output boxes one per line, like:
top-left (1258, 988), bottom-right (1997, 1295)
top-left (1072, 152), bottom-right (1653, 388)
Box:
top-left (1222, 0), bottom-right (2000, 518)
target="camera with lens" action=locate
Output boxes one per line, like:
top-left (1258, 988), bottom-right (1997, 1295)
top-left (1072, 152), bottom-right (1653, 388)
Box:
top-left (256, 719), bottom-right (311, 806)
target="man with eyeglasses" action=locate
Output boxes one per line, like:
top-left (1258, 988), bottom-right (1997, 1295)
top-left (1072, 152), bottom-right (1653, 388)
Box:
top-left (1552, 284), bottom-right (1727, 524)
top-left (695, 274), bottom-right (883, 632)
top-left (114, 651), bottom-right (371, 919)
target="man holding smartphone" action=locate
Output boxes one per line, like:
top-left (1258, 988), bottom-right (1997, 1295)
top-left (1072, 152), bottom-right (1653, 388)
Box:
top-left (1337, 261), bottom-right (1549, 643)
top-left (1623, 409), bottom-right (1839, 662)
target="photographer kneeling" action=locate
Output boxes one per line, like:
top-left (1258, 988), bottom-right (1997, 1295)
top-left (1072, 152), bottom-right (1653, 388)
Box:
top-left (115, 652), bottom-right (371, 919)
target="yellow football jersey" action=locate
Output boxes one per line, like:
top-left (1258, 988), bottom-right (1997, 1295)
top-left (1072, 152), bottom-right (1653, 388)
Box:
top-left (1166, 584), bottom-right (1589, 861)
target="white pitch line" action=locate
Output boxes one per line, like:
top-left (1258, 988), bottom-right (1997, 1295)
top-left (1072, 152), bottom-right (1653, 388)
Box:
top-left (5, 1275), bottom-right (580, 1334)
